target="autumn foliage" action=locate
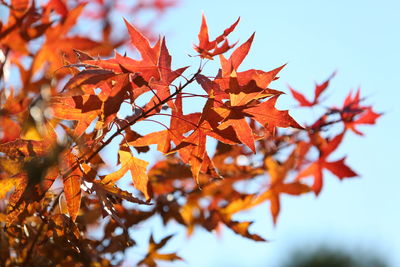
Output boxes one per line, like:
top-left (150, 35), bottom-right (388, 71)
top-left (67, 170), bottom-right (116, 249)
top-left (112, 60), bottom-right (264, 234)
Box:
top-left (0, 0), bottom-right (380, 266)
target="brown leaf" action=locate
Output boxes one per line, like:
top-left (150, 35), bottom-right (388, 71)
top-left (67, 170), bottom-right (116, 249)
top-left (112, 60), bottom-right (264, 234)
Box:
top-left (138, 234), bottom-right (183, 267)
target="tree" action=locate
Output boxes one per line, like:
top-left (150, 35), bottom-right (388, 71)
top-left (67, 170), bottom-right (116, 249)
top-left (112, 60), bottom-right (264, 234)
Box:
top-left (0, 0), bottom-right (380, 266)
top-left (283, 246), bottom-right (387, 267)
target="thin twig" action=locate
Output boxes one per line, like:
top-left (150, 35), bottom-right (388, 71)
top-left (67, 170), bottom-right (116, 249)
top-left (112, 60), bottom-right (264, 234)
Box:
top-left (83, 69), bottom-right (201, 163)
top-left (68, 69), bottom-right (201, 180)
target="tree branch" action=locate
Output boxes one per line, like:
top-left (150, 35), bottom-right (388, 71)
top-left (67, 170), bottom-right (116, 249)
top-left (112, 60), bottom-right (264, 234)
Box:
top-left (65, 69), bottom-right (201, 181)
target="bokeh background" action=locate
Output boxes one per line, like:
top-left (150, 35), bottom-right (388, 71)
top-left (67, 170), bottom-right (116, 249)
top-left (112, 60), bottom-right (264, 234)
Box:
top-left (119, 0), bottom-right (399, 266)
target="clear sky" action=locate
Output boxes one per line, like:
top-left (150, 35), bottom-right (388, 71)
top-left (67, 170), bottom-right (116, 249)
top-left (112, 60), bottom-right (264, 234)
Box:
top-left (121, 0), bottom-right (400, 266)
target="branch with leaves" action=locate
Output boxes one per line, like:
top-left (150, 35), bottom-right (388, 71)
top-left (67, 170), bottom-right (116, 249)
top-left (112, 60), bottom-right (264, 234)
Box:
top-left (0, 1), bottom-right (380, 266)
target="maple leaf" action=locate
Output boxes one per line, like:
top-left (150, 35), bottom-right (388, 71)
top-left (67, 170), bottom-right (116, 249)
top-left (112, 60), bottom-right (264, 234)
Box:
top-left (146, 37), bottom-right (188, 109)
top-left (297, 132), bottom-right (357, 195)
top-left (167, 122), bottom-right (220, 184)
top-left (124, 19), bottom-right (161, 67)
top-left (212, 142), bottom-right (263, 177)
top-left (339, 89), bottom-right (381, 135)
top-left (51, 74), bottom-right (133, 136)
top-left (127, 93), bottom-right (200, 153)
top-left (126, 102), bottom-right (205, 193)
top-left (223, 220), bottom-right (266, 242)
top-left (127, 94), bottom-right (218, 183)
top-left (78, 22), bottom-right (186, 110)
top-left (138, 234), bottom-right (183, 267)
top-left (32, 4), bottom-right (113, 75)
top-left (147, 158), bottom-right (193, 195)
top-left (216, 33), bottom-right (285, 106)
top-left (220, 147), bottom-right (310, 225)
top-left (219, 33), bottom-right (255, 76)
top-left (215, 67), bottom-right (284, 107)
top-left (102, 149), bottom-right (150, 200)
top-left (61, 68), bottom-right (116, 94)
top-left (50, 94), bottom-right (102, 137)
top-left (194, 32), bottom-right (300, 153)
top-left (5, 165), bottom-right (58, 225)
top-left (175, 126), bottom-right (208, 182)
top-left (63, 174), bottom-right (82, 222)
top-left (213, 95), bottom-right (302, 151)
top-left (219, 32), bottom-right (281, 80)
top-left (289, 72), bottom-right (336, 107)
top-left (0, 2), bottom-right (45, 54)
top-left (202, 209), bottom-right (266, 241)
top-left (83, 19), bottom-right (162, 82)
top-left (347, 107), bottom-right (381, 135)
top-left (245, 96), bottom-right (303, 133)
top-left (255, 156), bottom-right (310, 224)
top-left (167, 95), bottom-right (240, 182)
top-left (215, 106), bottom-right (257, 152)
top-left (62, 154), bottom-right (83, 221)
top-left (194, 14), bottom-right (240, 59)
top-left (128, 130), bottom-right (169, 154)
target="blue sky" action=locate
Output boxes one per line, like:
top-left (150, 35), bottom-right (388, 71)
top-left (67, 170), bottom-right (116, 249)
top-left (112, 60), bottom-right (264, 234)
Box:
top-left (121, 0), bottom-right (400, 266)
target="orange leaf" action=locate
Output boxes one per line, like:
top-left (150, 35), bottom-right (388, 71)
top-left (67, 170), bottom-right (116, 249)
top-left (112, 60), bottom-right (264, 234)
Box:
top-left (245, 95), bottom-right (303, 133)
top-left (63, 172), bottom-right (82, 222)
top-left (102, 150), bottom-right (150, 200)
top-left (219, 33), bottom-right (255, 76)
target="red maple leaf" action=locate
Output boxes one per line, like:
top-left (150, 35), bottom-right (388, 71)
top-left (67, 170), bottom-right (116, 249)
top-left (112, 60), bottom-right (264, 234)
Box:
top-left (339, 89), bottom-right (381, 135)
top-left (289, 72), bottom-right (336, 107)
top-left (193, 14), bottom-right (240, 59)
top-left (297, 132), bottom-right (357, 195)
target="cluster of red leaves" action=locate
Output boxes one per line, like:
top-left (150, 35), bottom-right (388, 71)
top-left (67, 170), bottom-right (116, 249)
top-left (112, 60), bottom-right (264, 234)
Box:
top-left (0, 1), bottom-right (380, 266)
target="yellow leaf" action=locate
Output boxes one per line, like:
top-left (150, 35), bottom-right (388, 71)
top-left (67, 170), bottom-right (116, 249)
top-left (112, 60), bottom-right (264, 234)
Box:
top-left (102, 150), bottom-right (150, 200)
